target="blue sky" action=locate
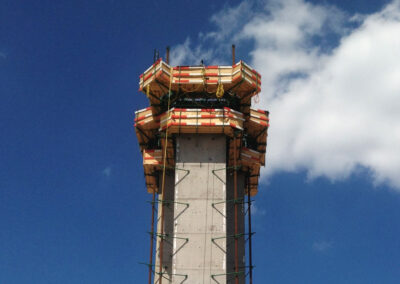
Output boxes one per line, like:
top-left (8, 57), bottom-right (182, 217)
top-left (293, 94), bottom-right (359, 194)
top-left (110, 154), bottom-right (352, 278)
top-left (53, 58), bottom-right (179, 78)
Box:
top-left (1, 0), bottom-right (400, 283)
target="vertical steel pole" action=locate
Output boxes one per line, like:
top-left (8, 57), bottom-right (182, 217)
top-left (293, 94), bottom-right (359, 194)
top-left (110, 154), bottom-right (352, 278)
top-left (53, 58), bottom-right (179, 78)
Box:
top-left (234, 137), bottom-right (239, 284)
top-left (232, 44), bottom-right (236, 66)
top-left (166, 46), bottom-right (170, 64)
top-left (148, 190), bottom-right (156, 284)
top-left (158, 174), bottom-right (167, 283)
top-left (158, 190), bottom-right (165, 283)
top-left (247, 175), bottom-right (253, 284)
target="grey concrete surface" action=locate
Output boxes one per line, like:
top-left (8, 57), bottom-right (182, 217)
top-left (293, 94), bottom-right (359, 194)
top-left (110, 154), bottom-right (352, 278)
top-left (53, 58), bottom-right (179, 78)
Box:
top-left (153, 134), bottom-right (246, 284)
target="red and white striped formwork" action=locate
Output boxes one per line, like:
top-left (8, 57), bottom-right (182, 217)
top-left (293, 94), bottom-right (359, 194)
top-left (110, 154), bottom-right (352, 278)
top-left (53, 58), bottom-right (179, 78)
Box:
top-left (138, 59), bottom-right (261, 108)
top-left (228, 139), bottom-right (263, 196)
top-left (135, 61), bottom-right (269, 196)
top-left (159, 107), bottom-right (244, 136)
top-left (135, 106), bottom-right (269, 196)
top-left (134, 107), bottom-right (160, 149)
top-left (142, 148), bottom-right (175, 194)
top-left (246, 108), bottom-right (270, 163)
top-left (135, 107), bottom-right (159, 129)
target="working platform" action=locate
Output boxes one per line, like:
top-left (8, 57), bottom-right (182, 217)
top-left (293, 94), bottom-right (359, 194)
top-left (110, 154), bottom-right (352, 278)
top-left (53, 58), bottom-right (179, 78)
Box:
top-left (138, 59), bottom-right (261, 116)
top-left (135, 58), bottom-right (269, 196)
top-left (160, 107), bottom-right (244, 135)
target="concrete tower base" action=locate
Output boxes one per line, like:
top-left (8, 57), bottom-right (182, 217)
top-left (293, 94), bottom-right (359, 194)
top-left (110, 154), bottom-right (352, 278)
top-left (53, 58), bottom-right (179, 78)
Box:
top-left (155, 134), bottom-right (245, 284)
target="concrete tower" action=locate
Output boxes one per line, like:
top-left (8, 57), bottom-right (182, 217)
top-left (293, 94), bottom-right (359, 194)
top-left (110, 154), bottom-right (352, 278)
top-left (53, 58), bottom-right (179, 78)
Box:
top-left (135, 50), bottom-right (269, 284)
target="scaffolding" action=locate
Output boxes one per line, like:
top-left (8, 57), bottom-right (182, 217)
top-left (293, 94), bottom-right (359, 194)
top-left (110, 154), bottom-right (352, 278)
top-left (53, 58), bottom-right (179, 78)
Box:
top-left (134, 47), bottom-right (269, 283)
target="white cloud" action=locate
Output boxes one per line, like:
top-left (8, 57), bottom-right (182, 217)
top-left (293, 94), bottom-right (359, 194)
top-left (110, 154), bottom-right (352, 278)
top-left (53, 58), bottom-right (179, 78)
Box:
top-left (251, 201), bottom-right (266, 216)
top-left (169, 38), bottom-right (214, 66)
top-left (102, 166), bottom-right (112, 177)
top-left (171, 0), bottom-right (400, 190)
top-left (312, 240), bottom-right (332, 252)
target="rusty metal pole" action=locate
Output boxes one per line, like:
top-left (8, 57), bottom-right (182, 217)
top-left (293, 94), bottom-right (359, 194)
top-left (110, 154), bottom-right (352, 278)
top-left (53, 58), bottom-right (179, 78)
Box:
top-left (158, 182), bottom-right (166, 283)
top-left (232, 44), bottom-right (236, 66)
top-left (148, 190), bottom-right (156, 284)
top-left (166, 46), bottom-right (170, 64)
top-left (247, 175), bottom-right (253, 284)
top-left (234, 137), bottom-right (239, 284)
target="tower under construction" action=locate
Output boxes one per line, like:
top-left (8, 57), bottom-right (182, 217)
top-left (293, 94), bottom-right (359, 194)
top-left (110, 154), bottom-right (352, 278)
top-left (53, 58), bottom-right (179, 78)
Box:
top-left (134, 47), bottom-right (269, 284)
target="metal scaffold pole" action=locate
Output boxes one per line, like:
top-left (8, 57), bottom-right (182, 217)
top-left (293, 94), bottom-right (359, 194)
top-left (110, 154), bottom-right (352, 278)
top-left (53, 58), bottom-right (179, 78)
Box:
top-left (247, 174), bottom-right (254, 284)
top-left (148, 190), bottom-right (156, 284)
top-left (234, 136), bottom-right (239, 284)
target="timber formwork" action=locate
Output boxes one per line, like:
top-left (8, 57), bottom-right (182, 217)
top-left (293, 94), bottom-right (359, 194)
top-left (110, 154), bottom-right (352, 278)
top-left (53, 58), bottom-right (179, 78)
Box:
top-left (134, 57), bottom-right (269, 284)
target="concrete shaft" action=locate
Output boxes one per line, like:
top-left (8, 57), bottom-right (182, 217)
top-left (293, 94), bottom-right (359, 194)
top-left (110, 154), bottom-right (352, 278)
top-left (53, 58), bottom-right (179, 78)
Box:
top-left (155, 134), bottom-right (245, 284)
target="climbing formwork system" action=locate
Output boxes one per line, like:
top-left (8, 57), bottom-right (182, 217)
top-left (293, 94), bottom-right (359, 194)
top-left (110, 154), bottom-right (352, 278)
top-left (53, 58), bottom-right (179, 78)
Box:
top-left (134, 47), bottom-right (269, 284)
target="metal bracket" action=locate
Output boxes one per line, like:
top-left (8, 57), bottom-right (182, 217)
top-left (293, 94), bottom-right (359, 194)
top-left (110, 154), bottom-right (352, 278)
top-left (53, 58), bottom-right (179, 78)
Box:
top-left (211, 270), bottom-right (245, 283)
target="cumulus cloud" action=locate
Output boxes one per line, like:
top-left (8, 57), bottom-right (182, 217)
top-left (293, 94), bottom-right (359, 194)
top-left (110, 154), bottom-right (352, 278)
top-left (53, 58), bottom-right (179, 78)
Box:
top-left (102, 166), bottom-right (112, 177)
top-left (172, 0), bottom-right (400, 189)
top-left (170, 38), bottom-right (214, 66)
top-left (312, 240), bottom-right (333, 252)
top-left (250, 201), bottom-right (266, 216)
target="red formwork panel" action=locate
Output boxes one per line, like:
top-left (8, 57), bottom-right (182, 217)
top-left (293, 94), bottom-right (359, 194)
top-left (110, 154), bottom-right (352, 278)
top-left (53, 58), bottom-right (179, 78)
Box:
top-left (134, 107), bottom-right (160, 150)
top-left (227, 138), bottom-right (262, 197)
top-left (245, 108), bottom-right (269, 164)
top-left (135, 60), bottom-right (268, 196)
top-left (138, 60), bottom-right (261, 107)
top-left (159, 107), bottom-right (244, 137)
top-left (142, 146), bottom-right (175, 194)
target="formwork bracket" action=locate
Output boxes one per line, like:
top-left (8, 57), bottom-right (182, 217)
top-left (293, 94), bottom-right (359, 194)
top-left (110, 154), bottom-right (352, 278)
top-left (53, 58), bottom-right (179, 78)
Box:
top-left (211, 270), bottom-right (245, 283)
top-left (211, 166), bottom-right (241, 185)
top-left (155, 271), bottom-right (188, 283)
top-left (160, 165), bottom-right (190, 186)
top-left (147, 232), bottom-right (189, 242)
top-left (148, 199), bottom-right (190, 208)
top-left (211, 198), bottom-right (245, 218)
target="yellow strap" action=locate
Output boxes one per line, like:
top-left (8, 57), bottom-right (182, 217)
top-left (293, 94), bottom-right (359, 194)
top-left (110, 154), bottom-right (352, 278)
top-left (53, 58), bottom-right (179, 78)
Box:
top-left (216, 66), bottom-right (224, 99)
top-left (216, 82), bottom-right (224, 99)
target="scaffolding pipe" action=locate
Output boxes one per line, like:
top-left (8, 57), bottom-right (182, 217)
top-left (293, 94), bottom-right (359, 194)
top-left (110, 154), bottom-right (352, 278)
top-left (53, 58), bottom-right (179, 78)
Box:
top-left (247, 174), bottom-right (253, 284)
top-left (233, 136), bottom-right (239, 284)
top-left (232, 44), bottom-right (236, 66)
top-left (148, 190), bottom-right (156, 284)
top-left (166, 46), bottom-right (170, 64)
top-left (158, 163), bottom-right (166, 283)
top-left (153, 49), bottom-right (157, 63)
